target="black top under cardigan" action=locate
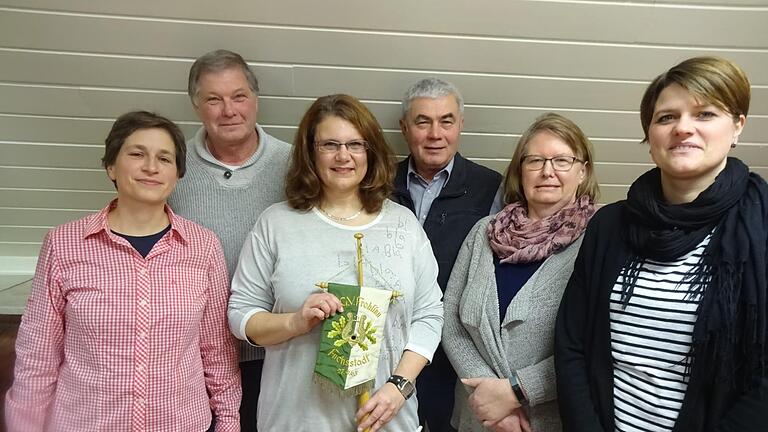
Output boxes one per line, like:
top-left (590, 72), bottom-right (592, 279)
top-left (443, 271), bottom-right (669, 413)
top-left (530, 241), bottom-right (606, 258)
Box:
top-left (554, 202), bottom-right (768, 432)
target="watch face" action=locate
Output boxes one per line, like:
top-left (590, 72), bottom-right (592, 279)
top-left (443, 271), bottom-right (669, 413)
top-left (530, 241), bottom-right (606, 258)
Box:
top-left (401, 380), bottom-right (415, 398)
top-left (388, 375), bottom-right (415, 400)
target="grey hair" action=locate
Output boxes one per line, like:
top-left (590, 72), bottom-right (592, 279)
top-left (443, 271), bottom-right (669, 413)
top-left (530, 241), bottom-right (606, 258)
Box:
top-left (187, 49), bottom-right (259, 105)
top-left (401, 77), bottom-right (464, 119)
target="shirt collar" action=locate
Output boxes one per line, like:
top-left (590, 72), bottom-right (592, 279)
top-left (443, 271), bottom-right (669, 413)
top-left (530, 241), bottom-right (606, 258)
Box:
top-left (194, 124), bottom-right (266, 169)
top-left (83, 199), bottom-right (189, 244)
top-left (406, 155), bottom-right (455, 190)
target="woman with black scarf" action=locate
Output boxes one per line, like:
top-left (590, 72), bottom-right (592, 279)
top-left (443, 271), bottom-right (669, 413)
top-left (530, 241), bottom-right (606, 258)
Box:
top-left (555, 56), bottom-right (767, 432)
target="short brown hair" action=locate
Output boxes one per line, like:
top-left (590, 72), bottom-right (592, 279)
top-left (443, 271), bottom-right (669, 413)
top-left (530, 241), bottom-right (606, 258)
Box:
top-left (188, 49), bottom-right (259, 105)
top-left (503, 113), bottom-right (599, 205)
top-left (640, 56), bottom-right (750, 143)
top-left (286, 94), bottom-right (394, 212)
top-left (102, 111), bottom-right (187, 185)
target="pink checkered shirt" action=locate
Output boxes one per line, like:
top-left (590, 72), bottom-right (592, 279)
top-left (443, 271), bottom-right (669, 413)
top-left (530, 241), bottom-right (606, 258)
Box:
top-left (5, 201), bottom-right (241, 432)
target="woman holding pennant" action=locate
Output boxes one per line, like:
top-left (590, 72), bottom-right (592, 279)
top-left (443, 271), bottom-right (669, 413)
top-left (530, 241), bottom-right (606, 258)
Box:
top-left (228, 94), bottom-right (444, 431)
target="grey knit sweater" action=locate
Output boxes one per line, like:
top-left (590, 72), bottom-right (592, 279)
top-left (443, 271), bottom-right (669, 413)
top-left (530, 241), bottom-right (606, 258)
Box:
top-left (443, 215), bottom-right (583, 431)
top-left (168, 125), bottom-right (292, 361)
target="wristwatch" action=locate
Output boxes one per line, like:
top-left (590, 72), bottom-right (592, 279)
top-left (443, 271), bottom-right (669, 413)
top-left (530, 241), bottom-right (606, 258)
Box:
top-left (508, 372), bottom-right (529, 406)
top-left (387, 375), bottom-right (415, 400)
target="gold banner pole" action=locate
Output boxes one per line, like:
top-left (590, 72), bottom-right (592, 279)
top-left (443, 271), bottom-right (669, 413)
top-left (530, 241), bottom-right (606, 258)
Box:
top-left (354, 233), bottom-right (372, 432)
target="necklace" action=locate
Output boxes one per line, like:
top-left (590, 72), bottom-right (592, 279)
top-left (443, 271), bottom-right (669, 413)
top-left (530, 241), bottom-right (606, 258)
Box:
top-left (318, 206), bottom-right (363, 222)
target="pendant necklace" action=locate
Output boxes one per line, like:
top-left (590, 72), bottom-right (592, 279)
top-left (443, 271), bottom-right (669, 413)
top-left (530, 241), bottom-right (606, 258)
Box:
top-left (318, 206), bottom-right (363, 222)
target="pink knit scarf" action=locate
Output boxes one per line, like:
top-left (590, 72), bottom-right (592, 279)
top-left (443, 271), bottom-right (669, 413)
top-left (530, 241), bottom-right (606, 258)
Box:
top-left (487, 195), bottom-right (595, 263)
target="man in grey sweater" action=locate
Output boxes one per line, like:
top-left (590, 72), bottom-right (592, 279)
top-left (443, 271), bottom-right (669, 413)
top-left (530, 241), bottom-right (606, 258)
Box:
top-left (168, 49), bottom-right (291, 432)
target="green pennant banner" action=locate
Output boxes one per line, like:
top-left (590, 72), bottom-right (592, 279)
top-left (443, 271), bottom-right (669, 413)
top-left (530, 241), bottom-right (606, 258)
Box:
top-left (314, 283), bottom-right (392, 394)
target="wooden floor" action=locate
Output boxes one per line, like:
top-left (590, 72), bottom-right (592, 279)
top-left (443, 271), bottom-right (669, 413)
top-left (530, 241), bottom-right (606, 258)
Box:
top-left (0, 316), bottom-right (20, 432)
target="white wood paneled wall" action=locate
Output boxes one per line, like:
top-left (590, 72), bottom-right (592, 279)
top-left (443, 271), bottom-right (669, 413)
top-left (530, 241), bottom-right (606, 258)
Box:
top-left (1, 0), bottom-right (767, 260)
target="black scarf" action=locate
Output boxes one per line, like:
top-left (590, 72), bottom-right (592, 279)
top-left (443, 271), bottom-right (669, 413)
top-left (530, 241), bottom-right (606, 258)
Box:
top-left (621, 157), bottom-right (767, 389)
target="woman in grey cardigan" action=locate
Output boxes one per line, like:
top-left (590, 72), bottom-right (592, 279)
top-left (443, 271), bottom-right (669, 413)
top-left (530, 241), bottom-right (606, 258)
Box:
top-left (442, 113), bottom-right (599, 432)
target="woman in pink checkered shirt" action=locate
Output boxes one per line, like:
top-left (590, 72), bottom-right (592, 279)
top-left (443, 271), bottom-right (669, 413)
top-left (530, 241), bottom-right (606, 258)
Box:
top-left (5, 111), bottom-right (242, 432)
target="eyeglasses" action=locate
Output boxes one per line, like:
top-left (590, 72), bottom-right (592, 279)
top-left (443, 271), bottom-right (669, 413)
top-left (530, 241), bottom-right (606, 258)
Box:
top-left (315, 139), bottom-right (369, 154)
top-left (521, 155), bottom-right (585, 171)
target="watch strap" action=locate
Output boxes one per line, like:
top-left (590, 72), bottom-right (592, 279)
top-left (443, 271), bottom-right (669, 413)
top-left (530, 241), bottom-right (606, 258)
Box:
top-left (508, 372), bottom-right (529, 406)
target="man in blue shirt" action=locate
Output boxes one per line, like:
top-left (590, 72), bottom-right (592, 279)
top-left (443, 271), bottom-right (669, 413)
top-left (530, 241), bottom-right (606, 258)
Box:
top-left (392, 78), bottom-right (503, 431)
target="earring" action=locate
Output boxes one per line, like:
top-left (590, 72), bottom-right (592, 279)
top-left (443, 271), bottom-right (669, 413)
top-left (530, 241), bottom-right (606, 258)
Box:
top-left (731, 137), bottom-right (738, 149)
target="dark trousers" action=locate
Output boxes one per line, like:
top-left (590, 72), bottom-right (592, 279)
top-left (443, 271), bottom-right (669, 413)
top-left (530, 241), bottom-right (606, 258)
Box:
top-left (417, 348), bottom-right (458, 432)
top-left (240, 359), bottom-right (264, 432)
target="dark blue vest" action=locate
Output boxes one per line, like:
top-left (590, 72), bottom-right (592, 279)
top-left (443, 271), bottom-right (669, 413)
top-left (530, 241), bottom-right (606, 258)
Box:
top-left (392, 153), bottom-right (502, 291)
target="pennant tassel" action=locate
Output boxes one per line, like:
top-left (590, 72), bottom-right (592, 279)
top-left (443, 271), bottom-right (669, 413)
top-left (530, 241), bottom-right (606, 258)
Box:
top-left (312, 372), bottom-right (374, 397)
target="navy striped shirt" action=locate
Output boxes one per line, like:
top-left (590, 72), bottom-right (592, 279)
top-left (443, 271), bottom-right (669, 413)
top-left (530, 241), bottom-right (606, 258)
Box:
top-left (609, 235), bottom-right (711, 432)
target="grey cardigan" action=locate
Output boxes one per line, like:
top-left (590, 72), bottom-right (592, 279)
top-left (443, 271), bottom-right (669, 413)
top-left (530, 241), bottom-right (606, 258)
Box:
top-left (442, 215), bottom-right (583, 432)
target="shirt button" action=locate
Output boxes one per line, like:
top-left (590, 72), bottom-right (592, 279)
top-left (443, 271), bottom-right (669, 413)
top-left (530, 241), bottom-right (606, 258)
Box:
top-left (138, 299), bottom-right (148, 306)
top-left (139, 332), bottom-right (147, 340)
top-left (138, 269), bottom-right (147, 276)
top-left (137, 397), bottom-right (145, 405)
top-left (137, 365), bottom-right (145, 372)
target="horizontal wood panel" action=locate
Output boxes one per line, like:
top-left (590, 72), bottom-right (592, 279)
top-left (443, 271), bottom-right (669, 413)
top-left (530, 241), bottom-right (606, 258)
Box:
top-left (2, 10), bottom-right (767, 83)
top-left (0, 208), bottom-right (92, 227)
top-left (4, 1), bottom-right (767, 48)
top-left (0, 49), bottom-right (648, 110)
top-left (2, 85), bottom-right (767, 144)
top-left (0, 167), bottom-right (114, 191)
top-left (0, 275), bottom-right (31, 288)
top-left (294, 67), bottom-right (652, 112)
top-left (0, 115), bottom-right (200, 144)
top-left (293, 68), bottom-right (768, 115)
top-left (0, 85), bottom-right (197, 120)
top-left (650, 0), bottom-right (767, 4)
top-left (0, 49), bottom-right (295, 95)
top-left (0, 243), bottom-right (41, 257)
top-left (595, 185), bottom-right (630, 204)
top-left (0, 227), bottom-right (49, 242)
top-left (0, 143), bottom-right (104, 169)
top-left (2, 50), bottom-right (767, 114)
top-left (0, 189), bottom-right (114, 210)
